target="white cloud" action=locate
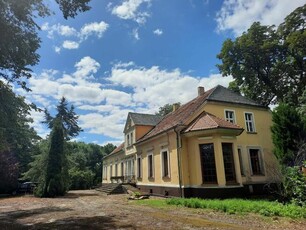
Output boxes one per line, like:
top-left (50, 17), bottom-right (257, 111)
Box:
top-left (41, 21), bottom-right (109, 51)
top-left (132, 28), bottom-right (140, 40)
top-left (107, 63), bottom-right (233, 112)
top-left (111, 0), bottom-right (151, 24)
top-left (62, 40), bottom-right (80, 49)
top-left (153, 29), bottom-right (163, 36)
top-left (26, 59), bottom-right (234, 143)
top-left (80, 21), bottom-right (109, 40)
top-left (54, 46), bottom-right (61, 53)
top-left (74, 56), bottom-right (101, 79)
top-left (216, 0), bottom-right (305, 36)
top-left (41, 23), bottom-right (78, 38)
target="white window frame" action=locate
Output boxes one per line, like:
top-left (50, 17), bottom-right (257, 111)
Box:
top-left (103, 165), bottom-right (107, 179)
top-left (224, 109), bottom-right (236, 124)
top-left (137, 156), bottom-right (142, 178)
top-left (110, 164), bottom-right (113, 178)
top-left (147, 152), bottom-right (154, 178)
top-left (160, 148), bottom-right (170, 178)
top-left (126, 131), bottom-right (134, 147)
top-left (244, 112), bottom-right (256, 132)
top-left (247, 147), bottom-right (265, 176)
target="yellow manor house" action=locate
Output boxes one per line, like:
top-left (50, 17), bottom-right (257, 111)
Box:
top-left (102, 85), bottom-right (279, 198)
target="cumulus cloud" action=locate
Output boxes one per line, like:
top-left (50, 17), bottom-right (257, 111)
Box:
top-left (26, 59), bottom-right (233, 142)
top-left (80, 21), bottom-right (109, 40)
top-left (111, 0), bottom-right (151, 24)
top-left (62, 40), bottom-right (80, 49)
top-left (107, 63), bottom-right (233, 112)
top-left (216, 0), bottom-right (305, 36)
top-left (74, 56), bottom-right (101, 79)
top-left (153, 29), bottom-right (163, 36)
top-left (41, 23), bottom-right (78, 38)
top-left (41, 21), bottom-right (109, 51)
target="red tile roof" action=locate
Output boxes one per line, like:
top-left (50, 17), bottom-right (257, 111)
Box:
top-left (104, 142), bottom-right (124, 159)
top-left (136, 87), bottom-right (216, 143)
top-left (184, 112), bottom-right (243, 133)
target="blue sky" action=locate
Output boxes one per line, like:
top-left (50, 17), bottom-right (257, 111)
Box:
top-left (17, 0), bottom-right (305, 146)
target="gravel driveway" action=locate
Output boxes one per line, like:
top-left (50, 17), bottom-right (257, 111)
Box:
top-left (0, 190), bottom-right (304, 229)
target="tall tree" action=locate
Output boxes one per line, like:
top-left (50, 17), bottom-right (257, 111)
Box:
top-left (0, 82), bottom-right (40, 173)
top-left (271, 103), bottom-right (306, 166)
top-left (0, 0), bottom-right (91, 90)
top-left (43, 97), bottom-right (82, 140)
top-left (42, 118), bottom-right (66, 197)
top-left (217, 4), bottom-right (306, 106)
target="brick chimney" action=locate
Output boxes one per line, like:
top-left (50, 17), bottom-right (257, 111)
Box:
top-left (198, 86), bottom-right (205, 96)
top-left (172, 103), bottom-right (180, 112)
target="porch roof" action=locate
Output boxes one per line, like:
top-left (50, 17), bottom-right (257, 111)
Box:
top-left (184, 112), bottom-right (243, 133)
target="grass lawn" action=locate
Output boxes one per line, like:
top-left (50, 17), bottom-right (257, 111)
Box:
top-left (135, 198), bottom-right (306, 219)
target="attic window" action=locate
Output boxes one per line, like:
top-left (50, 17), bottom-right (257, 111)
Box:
top-left (225, 110), bottom-right (236, 123)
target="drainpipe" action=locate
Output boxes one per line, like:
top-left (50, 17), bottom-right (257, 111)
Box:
top-left (175, 126), bottom-right (184, 198)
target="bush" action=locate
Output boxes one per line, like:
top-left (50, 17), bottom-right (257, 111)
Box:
top-left (282, 166), bottom-right (306, 206)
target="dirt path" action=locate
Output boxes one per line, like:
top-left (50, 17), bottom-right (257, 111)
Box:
top-left (0, 190), bottom-right (304, 229)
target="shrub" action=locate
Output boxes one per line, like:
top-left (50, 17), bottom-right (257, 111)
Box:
top-left (282, 166), bottom-right (306, 206)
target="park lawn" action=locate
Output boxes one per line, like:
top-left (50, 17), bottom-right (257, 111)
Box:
top-left (135, 198), bottom-right (306, 219)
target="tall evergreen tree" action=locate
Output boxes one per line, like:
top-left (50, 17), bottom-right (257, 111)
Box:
top-left (43, 97), bottom-right (82, 140)
top-left (40, 118), bottom-right (66, 197)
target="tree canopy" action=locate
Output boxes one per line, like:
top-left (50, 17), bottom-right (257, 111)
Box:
top-left (0, 0), bottom-right (91, 90)
top-left (43, 97), bottom-right (82, 140)
top-left (217, 4), bottom-right (306, 106)
top-left (155, 103), bottom-right (181, 117)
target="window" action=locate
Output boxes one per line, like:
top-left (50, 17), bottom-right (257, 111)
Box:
top-left (121, 162), bottom-right (124, 176)
top-left (103, 166), bottom-right (107, 179)
top-left (222, 143), bottom-right (236, 183)
top-left (225, 110), bottom-right (236, 123)
top-left (238, 148), bottom-right (245, 176)
top-left (115, 163), bottom-right (118, 177)
top-left (148, 153), bottom-right (154, 178)
top-left (161, 149), bottom-right (170, 178)
top-left (126, 132), bottom-right (134, 146)
top-left (248, 148), bottom-right (264, 175)
top-left (137, 156), bottom-right (142, 178)
top-left (199, 143), bottom-right (217, 183)
top-left (245, 112), bottom-right (256, 132)
top-left (110, 165), bottom-right (113, 178)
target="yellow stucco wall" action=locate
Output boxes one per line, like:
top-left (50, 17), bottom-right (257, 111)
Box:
top-left (103, 100), bottom-right (278, 189)
top-left (136, 131), bottom-right (180, 187)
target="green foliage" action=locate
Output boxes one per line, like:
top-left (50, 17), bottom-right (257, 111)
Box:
top-left (155, 103), bottom-right (181, 117)
top-left (164, 198), bottom-right (306, 219)
top-left (43, 97), bottom-right (82, 140)
top-left (36, 118), bottom-right (67, 197)
top-left (0, 150), bottom-right (19, 194)
top-left (217, 5), bottom-right (306, 106)
top-left (282, 167), bottom-right (306, 206)
top-left (67, 142), bottom-right (115, 188)
top-left (69, 167), bottom-right (94, 190)
top-left (0, 82), bottom-right (40, 174)
top-left (271, 103), bottom-right (306, 166)
top-left (0, 0), bottom-right (91, 90)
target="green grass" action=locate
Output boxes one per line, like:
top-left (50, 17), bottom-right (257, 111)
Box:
top-left (135, 198), bottom-right (306, 219)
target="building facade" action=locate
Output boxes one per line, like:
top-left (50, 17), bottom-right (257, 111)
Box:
top-left (102, 86), bottom-right (279, 198)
